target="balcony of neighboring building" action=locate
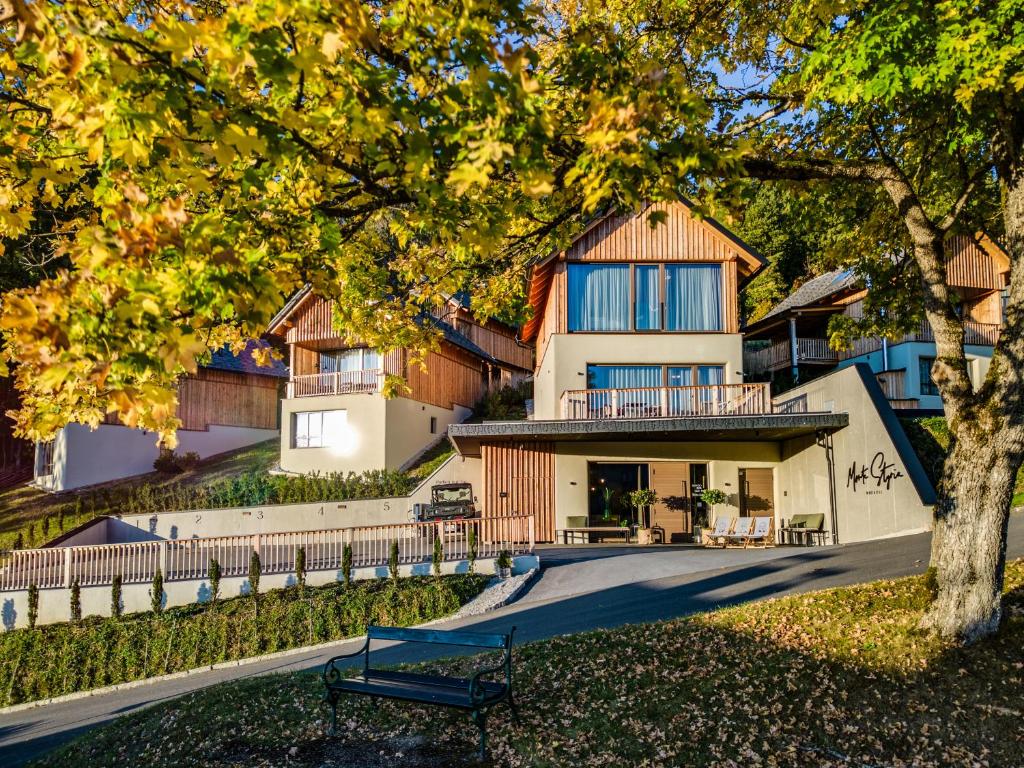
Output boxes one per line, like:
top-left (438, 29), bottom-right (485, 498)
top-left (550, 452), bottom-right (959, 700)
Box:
top-left (285, 347), bottom-right (387, 399)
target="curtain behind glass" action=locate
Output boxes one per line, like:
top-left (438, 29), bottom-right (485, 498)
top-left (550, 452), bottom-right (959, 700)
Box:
top-left (568, 264), bottom-right (630, 331)
top-left (665, 264), bottom-right (722, 331)
top-left (587, 365), bottom-right (662, 389)
top-left (634, 265), bottom-right (660, 330)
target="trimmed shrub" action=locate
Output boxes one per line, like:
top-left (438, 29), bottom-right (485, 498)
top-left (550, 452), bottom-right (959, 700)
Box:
top-left (111, 575), bottom-right (123, 618)
top-left (342, 543), bottom-right (353, 588)
top-left (295, 547), bottom-right (306, 590)
top-left (27, 584), bottom-right (39, 629)
top-left (151, 569), bottom-right (164, 615)
top-left (208, 557), bottom-right (221, 604)
top-left (70, 579), bottom-right (82, 622)
top-left (249, 552), bottom-right (261, 598)
top-left (467, 527), bottom-right (477, 574)
top-left (432, 534), bottom-right (443, 578)
top-left (388, 541), bottom-right (399, 581)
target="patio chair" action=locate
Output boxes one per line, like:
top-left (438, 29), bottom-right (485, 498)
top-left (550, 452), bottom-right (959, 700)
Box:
top-left (722, 517), bottom-right (754, 548)
top-left (726, 516), bottom-right (774, 548)
top-left (702, 517), bottom-right (735, 548)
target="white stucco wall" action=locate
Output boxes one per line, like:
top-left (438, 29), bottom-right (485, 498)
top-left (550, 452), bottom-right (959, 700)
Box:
top-left (279, 393), bottom-right (472, 475)
top-left (34, 423), bottom-right (279, 493)
top-left (837, 341), bottom-right (993, 409)
top-left (533, 333), bottom-right (745, 420)
top-left (774, 365), bottom-right (935, 543)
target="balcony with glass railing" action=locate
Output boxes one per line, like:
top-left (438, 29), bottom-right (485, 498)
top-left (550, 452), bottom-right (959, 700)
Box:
top-left (559, 382), bottom-right (773, 420)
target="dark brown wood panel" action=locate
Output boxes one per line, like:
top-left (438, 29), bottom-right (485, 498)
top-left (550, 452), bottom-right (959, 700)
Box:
top-left (739, 468), bottom-right (775, 517)
top-left (481, 441), bottom-right (555, 542)
top-left (650, 462), bottom-right (691, 542)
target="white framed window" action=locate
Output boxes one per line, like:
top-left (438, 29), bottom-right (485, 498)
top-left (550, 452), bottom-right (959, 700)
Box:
top-left (293, 410), bottom-right (347, 448)
top-left (37, 440), bottom-right (56, 476)
top-left (320, 348), bottom-right (380, 373)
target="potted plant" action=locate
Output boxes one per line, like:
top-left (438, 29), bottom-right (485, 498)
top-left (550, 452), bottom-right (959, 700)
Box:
top-left (496, 549), bottom-right (513, 579)
top-left (627, 488), bottom-right (659, 544)
top-left (698, 488), bottom-right (728, 543)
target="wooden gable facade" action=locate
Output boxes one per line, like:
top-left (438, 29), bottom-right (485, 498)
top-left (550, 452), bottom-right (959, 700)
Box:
top-left (520, 201), bottom-right (764, 371)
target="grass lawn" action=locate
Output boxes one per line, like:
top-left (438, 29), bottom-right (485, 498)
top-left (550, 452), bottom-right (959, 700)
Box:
top-left (31, 560), bottom-right (1024, 768)
top-left (0, 440), bottom-right (279, 550)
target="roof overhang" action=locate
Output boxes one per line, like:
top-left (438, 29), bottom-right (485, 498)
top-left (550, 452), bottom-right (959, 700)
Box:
top-left (448, 413), bottom-right (848, 457)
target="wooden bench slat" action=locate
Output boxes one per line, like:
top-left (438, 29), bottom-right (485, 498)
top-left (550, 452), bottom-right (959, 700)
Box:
top-left (368, 624), bottom-right (510, 649)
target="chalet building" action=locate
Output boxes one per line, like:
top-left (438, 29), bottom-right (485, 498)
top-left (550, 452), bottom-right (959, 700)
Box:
top-left (449, 201), bottom-right (936, 545)
top-left (743, 233), bottom-right (1009, 410)
top-left (266, 289), bottom-right (532, 476)
top-left (33, 340), bottom-right (287, 492)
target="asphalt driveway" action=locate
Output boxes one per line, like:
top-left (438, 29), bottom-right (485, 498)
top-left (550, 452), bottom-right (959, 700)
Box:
top-left (2, 516), bottom-right (1023, 766)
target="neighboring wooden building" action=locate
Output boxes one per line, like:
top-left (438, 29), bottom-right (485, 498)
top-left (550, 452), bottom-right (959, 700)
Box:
top-left (743, 233), bottom-right (1010, 410)
top-left (266, 289), bottom-right (531, 476)
top-left (34, 341), bottom-right (287, 492)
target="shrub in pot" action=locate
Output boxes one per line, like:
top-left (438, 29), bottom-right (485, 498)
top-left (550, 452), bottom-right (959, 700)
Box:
top-left (496, 549), bottom-right (512, 579)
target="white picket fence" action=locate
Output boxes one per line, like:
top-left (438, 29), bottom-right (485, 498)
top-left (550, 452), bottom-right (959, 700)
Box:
top-left (0, 515), bottom-right (536, 592)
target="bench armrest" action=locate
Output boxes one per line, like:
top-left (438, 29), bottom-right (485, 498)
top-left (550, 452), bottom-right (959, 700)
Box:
top-left (323, 637), bottom-right (371, 684)
top-left (467, 626), bottom-right (516, 704)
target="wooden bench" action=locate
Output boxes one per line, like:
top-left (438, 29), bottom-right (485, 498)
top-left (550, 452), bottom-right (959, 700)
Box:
top-left (556, 525), bottom-right (632, 544)
top-left (322, 625), bottom-right (518, 758)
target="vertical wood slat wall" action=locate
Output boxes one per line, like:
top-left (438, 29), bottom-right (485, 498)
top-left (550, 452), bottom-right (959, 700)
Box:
top-left (176, 369), bottom-right (282, 431)
top-left (481, 441), bottom-right (555, 542)
top-left (945, 234), bottom-right (1003, 291)
top-left (404, 347), bottom-right (490, 411)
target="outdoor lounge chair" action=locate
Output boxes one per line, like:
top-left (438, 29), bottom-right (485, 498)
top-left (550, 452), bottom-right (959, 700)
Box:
top-left (726, 516), bottom-right (774, 548)
top-left (722, 517), bottom-right (754, 547)
top-left (703, 516), bottom-right (736, 547)
top-left (779, 513), bottom-right (825, 545)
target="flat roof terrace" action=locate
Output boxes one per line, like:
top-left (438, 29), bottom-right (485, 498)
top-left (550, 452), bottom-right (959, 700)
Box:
top-left (448, 413), bottom-right (849, 457)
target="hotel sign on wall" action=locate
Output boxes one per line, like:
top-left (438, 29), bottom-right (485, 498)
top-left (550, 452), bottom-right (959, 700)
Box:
top-left (846, 451), bottom-right (906, 495)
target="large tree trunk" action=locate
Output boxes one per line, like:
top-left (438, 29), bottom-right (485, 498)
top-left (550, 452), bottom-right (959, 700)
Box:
top-left (920, 430), bottom-right (1016, 641)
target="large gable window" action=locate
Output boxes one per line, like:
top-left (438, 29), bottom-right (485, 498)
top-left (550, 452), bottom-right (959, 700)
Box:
top-left (665, 264), bottom-right (722, 331)
top-left (567, 262), bottom-right (723, 333)
top-left (567, 264), bottom-right (630, 331)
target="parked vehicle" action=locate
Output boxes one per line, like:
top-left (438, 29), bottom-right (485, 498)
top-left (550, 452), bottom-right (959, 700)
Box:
top-left (414, 482), bottom-right (477, 523)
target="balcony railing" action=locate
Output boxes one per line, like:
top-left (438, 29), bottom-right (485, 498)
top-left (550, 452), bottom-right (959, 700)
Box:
top-left (560, 383), bottom-right (772, 420)
top-left (287, 370), bottom-right (384, 398)
top-left (744, 338), bottom-right (839, 375)
top-left (839, 320), bottom-right (1001, 359)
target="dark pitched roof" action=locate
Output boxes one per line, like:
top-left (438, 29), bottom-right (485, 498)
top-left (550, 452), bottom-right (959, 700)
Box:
top-left (760, 268), bottom-right (860, 322)
top-left (205, 340), bottom-right (288, 378)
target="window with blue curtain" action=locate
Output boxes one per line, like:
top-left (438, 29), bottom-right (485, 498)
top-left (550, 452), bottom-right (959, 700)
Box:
top-left (665, 264), bottom-right (722, 331)
top-left (320, 348), bottom-right (378, 373)
top-left (634, 265), bottom-right (660, 330)
top-left (586, 365), bottom-right (662, 389)
top-left (567, 264), bottom-right (630, 331)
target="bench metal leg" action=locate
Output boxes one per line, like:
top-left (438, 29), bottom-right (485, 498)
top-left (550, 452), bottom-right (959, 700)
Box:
top-left (471, 707), bottom-right (488, 759)
top-left (325, 691), bottom-right (340, 736)
top-left (508, 693), bottom-right (521, 726)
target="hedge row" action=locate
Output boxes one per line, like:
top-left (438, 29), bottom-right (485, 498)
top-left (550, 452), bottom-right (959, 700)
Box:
top-left (0, 574), bottom-right (489, 706)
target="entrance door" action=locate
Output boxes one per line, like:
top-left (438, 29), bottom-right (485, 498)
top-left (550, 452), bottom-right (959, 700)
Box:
top-left (739, 468), bottom-right (775, 517)
top-left (650, 462), bottom-right (692, 542)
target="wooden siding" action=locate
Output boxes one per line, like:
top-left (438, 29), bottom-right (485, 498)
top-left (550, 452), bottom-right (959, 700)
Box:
top-left (481, 441), bottom-right (555, 542)
top-left (739, 468), bottom-right (775, 517)
top-left (176, 369), bottom-right (281, 431)
top-left (404, 347), bottom-right (490, 410)
top-left (650, 462), bottom-right (692, 542)
top-left (946, 234), bottom-right (1006, 291)
top-left (564, 201), bottom-right (760, 276)
top-left (284, 295), bottom-right (343, 346)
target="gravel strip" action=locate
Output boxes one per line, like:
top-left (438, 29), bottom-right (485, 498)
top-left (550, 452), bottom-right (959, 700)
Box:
top-left (450, 570), bottom-right (538, 619)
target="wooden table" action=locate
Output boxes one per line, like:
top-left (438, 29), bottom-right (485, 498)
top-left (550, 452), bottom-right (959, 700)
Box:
top-left (556, 526), bottom-right (632, 544)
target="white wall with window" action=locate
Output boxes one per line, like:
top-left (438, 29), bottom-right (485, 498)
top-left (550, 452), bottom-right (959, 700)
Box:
top-left (292, 409), bottom-right (348, 448)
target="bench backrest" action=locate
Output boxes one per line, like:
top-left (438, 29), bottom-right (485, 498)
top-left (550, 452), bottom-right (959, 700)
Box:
top-left (367, 625), bottom-right (512, 650)
top-left (789, 513), bottom-right (824, 530)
